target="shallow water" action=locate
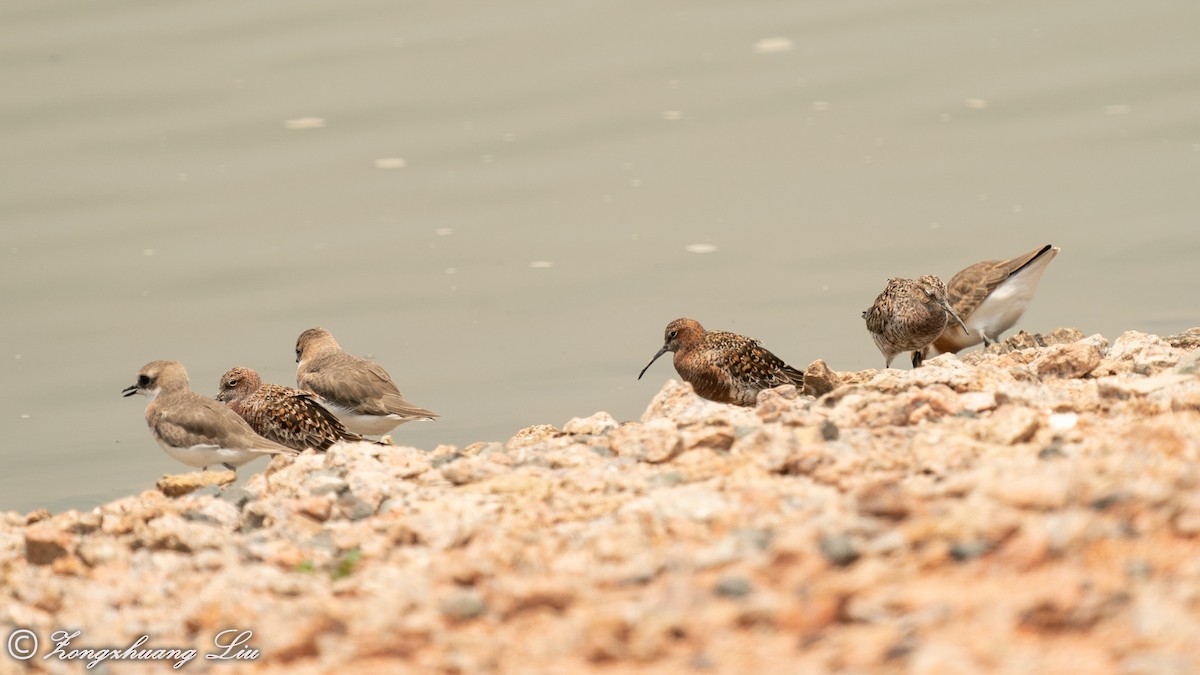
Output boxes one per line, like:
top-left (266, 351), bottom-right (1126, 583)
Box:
top-left (2, 0), bottom-right (1197, 513)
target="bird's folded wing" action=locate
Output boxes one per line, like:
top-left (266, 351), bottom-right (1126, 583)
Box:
top-left (863, 305), bottom-right (888, 335)
top-left (158, 399), bottom-right (293, 454)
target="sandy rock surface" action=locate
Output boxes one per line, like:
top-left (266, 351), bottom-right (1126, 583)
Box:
top-left (3, 328), bottom-right (1200, 674)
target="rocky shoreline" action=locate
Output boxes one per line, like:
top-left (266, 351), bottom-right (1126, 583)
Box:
top-left (4, 328), bottom-right (1200, 673)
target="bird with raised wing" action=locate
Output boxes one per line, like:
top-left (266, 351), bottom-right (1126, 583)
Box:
top-left (918, 244), bottom-right (1060, 364)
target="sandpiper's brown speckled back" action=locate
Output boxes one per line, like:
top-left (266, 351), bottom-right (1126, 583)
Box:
top-left (639, 318), bottom-right (804, 406)
top-left (218, 367), bottom-right (366, 452)
top-left (678, 329), bottom-right (805, 406)
top-left (863, 276), bottom-right (959, 368)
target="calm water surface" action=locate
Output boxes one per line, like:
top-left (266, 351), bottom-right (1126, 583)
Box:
top-left (2, 0), bottom-right (1198, 513)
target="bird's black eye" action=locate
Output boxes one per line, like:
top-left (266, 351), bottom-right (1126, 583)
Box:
top-left (137, 374), bottom-right (150, 387)
top-left (228, 378), bottom-right (238, 387)
top-left (668, 330), bottom-right (678, 340)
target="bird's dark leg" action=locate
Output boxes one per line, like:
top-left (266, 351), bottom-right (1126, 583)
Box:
top-left (911, 351), bottom-right (923, 368)
top-left (222, 463), bottom-right (237, 471)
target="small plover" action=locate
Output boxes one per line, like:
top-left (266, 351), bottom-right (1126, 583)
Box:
top-left (295, 328), bottom-right (438, 436)
top-left (863, 275), bottom-right (968, 368)
top-left (123, 360), bottom-right (296, 470)
top-left (638, 317), bottom-right (805, 406)
top-left (216, 366), bottom-right (369, 452)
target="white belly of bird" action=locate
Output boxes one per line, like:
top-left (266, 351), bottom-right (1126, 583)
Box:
top-left (158, 441), bottom-right (263, 469)
top-left (318, 400), bottom-right (423, 436)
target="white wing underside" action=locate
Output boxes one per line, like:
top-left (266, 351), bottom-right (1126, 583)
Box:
top-left (964, 259), bottom-right (1054, 341)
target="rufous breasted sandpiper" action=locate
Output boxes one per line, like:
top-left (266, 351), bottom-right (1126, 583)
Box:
top-left (638, 317), bottom-right (805, 406)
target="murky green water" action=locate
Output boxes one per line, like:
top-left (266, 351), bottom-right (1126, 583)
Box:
top-left (2, 0), bottom-right (1197, 513)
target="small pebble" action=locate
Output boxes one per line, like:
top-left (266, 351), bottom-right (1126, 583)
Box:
top-left (440, 591), bottom-right (487, 621)
top-left (714, 575), bottom-right (754, 598)
top-left (220, 487), bottom-right (256, 510)
top-left (820, 533), bottom-right (860, 567)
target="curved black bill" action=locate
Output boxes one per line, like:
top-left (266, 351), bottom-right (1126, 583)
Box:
top-left (940, 298), bottom-right (969, 334)
top-left (121, 385), bottom-right (138, 398)
top-left (638, 345), bottom-right (670, 380)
